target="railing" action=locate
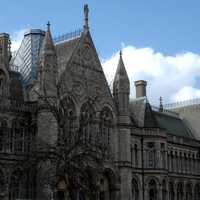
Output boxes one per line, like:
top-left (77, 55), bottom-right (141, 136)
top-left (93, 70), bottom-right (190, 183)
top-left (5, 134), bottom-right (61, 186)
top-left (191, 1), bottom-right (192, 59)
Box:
top-left (53, 29), bottom-right (83, 44)
top-left (151, 105), bottom-right (179, 117)
top-left (164, 98), bottom-right (200, 109)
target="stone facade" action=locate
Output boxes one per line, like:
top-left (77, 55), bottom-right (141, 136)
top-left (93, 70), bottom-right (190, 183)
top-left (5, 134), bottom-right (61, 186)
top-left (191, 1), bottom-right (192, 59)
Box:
top-left (0, 5), bottom-right (200, 200)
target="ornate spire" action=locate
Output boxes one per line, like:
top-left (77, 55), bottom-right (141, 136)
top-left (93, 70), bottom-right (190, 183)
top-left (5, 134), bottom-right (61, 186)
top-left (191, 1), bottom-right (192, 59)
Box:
top-left (113, 51), bottom-right (130, 94)
top-left (40, 21), bottom-right (55, 56)
top-left (84, 4), bottom-right (89, 32)
top-left (159, 96), bottom-right (164, 112)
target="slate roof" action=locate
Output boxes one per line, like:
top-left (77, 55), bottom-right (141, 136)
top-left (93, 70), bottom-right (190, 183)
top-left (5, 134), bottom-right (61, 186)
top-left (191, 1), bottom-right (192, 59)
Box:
top-left (129, 97), bottom-right (194, 139)
top-left (55, 37), bottom-right (81, 72)
top-left (129, 97), bottom-right (158, 128)
top-left (154, 111), bottom-right (194, 139)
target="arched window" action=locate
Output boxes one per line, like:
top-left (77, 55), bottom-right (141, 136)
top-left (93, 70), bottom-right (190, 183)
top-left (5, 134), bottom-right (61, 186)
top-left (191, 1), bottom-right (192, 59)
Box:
top-left (99, 174), bottom-right (110, 200)
top-left (179, 152), bottom-right (182, 173)
top-left (168, 182), bottom-right (174, 200)
top-left (162, 180), bottom-right (167, 200)
top-left (80, 102), bottom-right (95, 143)
top-left (99, 107), bottom-right (113, 145)
top-left (132, 178), bottom-right (139, 200)
top-left (10, 170), bottom-right (26, 200)
top-left (60, 97), bottom-right (76, 141)
top-left (134, 144), bottom-right (138, 167)
top-left (177, 182), bottom-right (183, 200)
top-left (148, 143), bottom-right (156, 168)
top-left (170, 152), bottom-right (174, 172)
top-left (184, 153), bottom-right (187, 173)
top-left (149, 179), bottom-right (157, 200)
top-left (0, 120), bottom-right (7, 152)
top-left (186, 184), bottom-right (192, 200)
top-left (194, 184), bottom-right (200, 200)
top-left (161, 143), bottom-right (165, 169)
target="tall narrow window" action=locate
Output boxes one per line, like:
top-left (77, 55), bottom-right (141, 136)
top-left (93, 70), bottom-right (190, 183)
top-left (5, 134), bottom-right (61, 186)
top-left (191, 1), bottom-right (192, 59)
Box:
top-left (12, 120), bottom-right (23, 153)
top-left (162, 180), bottom-right (167, 200)
top-left (100, 107), bottom-right (113, 145)
top-left (132, 179), bottom-right (139, 200)
top-left (80, 102), bottom-right (95, 143)
top-left (149, 179), bottom-right (157, 200)
top-left (134, 144), bottom-right (138, 167)
top-left (148, 143), bottom-right (156, 168)
top-left (0, 120), bottom-right (7, 152)
top-left (169, 182), bottom-right (174, 200)
top-left (161, 143), bottom-right (165, 169)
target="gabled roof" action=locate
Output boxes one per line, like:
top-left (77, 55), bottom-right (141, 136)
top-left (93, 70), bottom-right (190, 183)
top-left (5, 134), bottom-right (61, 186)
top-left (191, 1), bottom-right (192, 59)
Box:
top-left (129, 97), bottom-right (195, 139)
top-left (129, 97), bottom-right (158, 128)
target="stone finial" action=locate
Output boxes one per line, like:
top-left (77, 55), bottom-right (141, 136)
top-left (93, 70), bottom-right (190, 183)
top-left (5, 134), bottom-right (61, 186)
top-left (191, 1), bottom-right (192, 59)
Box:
top-left (84, 4), bottom-right (89, 31)
top-left (159, 96), bottom-right (163, 112)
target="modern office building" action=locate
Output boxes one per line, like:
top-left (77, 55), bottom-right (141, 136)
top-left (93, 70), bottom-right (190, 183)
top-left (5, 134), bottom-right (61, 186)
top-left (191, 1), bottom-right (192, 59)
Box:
top-left (12, 29), bottom-right (45, 86)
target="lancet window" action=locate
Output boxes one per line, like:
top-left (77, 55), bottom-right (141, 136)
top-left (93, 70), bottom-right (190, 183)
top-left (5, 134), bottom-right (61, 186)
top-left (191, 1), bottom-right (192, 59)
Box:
top-left (99, 107), bottom-right (113, 145)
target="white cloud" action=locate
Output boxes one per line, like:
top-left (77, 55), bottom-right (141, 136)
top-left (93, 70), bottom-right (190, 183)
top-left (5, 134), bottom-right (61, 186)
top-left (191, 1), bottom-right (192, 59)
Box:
top-left (101, 45), bottom-right (200, 105)
top-left (10, 29), bottom-right (27, 52)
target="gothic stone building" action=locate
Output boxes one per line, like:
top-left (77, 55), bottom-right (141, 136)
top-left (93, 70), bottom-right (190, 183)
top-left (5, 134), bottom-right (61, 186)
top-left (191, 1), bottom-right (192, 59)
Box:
top-left (0, 5), bottom-right (200, 200)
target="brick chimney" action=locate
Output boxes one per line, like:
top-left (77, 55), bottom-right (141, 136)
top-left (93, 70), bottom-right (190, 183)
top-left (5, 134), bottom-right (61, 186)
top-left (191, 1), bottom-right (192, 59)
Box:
top-left (134, 80), bottom-right (147, 98)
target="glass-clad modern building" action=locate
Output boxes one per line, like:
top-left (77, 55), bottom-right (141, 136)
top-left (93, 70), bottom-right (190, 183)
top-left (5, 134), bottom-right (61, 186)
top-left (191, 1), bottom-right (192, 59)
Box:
top-left (13, 29), bottom-right (45, 86)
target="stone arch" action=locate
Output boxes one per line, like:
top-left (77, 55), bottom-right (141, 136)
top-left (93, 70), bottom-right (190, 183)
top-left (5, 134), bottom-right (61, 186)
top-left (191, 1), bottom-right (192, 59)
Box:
top-left (185, 183), bottom-right (193, 200)
top-left (194, 183), bottom-right (200, 200)
top-left (132, 178), bottom-right (139, 200)
top-left (145, 176), bottom-right (160, 187)
top-left (97, 101), bottom-right (117, 124)
top-left (148, 179), bottom-right (158, 200)
top-left (177, 182), bottom-right (184, 200)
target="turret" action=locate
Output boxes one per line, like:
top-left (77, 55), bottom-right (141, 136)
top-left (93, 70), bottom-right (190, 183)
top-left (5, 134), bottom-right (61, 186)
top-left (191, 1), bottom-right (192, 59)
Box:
top-left (38, 22), bottom-right (57, 98)
top-left (113, 51), bottom-right (130, 115)
top-left (0, 33), bottom-right (11, 69)
top-left (113, 51), bottom-right (132, 200)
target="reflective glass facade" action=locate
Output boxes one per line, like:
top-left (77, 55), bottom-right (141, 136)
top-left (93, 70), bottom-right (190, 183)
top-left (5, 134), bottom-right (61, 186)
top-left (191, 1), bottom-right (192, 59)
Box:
top-left (13, 29), bottom-right (45, 86)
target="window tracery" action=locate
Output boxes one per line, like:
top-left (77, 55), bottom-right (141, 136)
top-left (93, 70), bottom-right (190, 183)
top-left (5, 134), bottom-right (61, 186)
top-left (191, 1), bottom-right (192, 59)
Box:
top-left (80, 102), bottom-right (95, 143)
top-left (99, 107), bottom-right (113, 145)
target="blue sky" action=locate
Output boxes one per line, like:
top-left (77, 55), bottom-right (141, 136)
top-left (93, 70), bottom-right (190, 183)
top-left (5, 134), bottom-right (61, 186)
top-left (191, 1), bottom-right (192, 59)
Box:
top-left (1, 0), bottom-right (200, 57)
top-left (1, 0), bottom-right (200, 104)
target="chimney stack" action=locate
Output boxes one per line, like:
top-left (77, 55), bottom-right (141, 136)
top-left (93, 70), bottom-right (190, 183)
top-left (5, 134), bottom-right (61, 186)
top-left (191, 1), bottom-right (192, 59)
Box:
top-left (135, 80), bottom-right (147, 98)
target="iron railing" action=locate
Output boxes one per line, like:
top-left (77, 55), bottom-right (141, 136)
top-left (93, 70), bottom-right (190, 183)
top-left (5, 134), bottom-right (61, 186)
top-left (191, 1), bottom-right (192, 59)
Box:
top-left (53, 28), bottom-right (83, 44)
top-left (164, 98), bottom-right (200, 109)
